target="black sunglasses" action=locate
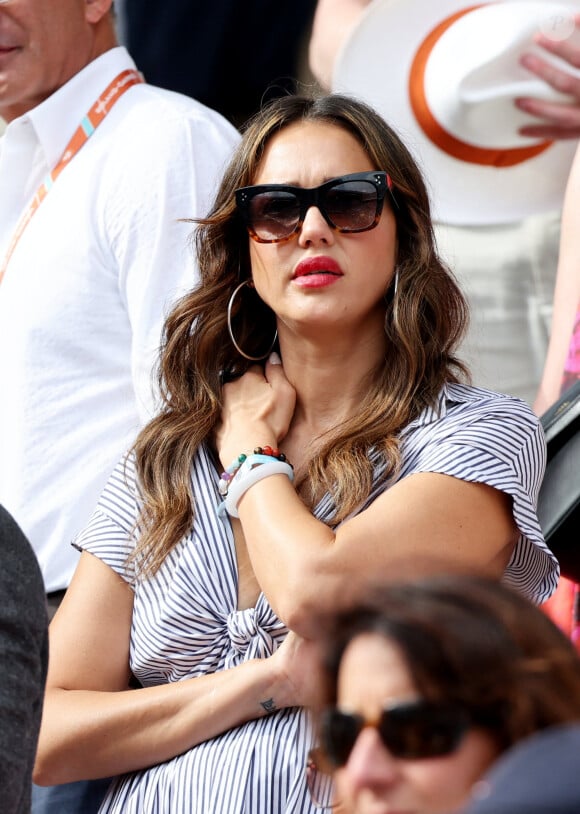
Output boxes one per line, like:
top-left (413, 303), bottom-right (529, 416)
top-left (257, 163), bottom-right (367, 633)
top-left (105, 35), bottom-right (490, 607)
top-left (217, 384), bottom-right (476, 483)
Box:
top-left (235, 171), bottom-right (395, 244)
top-left (320, 699), bottom-right (470, 767)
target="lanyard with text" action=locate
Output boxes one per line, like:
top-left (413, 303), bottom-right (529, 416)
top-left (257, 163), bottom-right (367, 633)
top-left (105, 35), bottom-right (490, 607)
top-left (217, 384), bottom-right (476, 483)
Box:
top-left (0, 68), bottom-right (144, 284)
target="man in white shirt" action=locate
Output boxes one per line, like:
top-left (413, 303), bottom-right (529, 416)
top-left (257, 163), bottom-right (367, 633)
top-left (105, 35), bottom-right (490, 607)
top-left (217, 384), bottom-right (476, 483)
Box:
top-left (0, 1), bottom-right (240, 810)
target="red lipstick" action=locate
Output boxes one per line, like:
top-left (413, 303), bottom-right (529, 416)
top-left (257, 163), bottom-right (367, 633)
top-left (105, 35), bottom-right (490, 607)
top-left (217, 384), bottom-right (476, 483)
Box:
top-left (293, 256), bottom-right (343, 288)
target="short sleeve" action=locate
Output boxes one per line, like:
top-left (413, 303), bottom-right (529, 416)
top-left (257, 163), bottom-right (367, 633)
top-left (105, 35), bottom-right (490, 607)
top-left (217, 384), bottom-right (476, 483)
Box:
top-left (403, 393), bottom-right (558, 603)
top-left (73, 454), bottom-right (140, 585)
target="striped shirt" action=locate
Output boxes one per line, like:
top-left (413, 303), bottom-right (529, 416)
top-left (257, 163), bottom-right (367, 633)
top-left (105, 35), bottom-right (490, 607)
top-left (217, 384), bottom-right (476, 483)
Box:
top-left (76, 382), bottom-right (557, 813)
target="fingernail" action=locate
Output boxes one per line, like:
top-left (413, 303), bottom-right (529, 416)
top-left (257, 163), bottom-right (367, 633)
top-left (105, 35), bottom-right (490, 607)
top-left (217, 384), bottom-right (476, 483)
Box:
top-left (269, 352), bottom-right (282, 365)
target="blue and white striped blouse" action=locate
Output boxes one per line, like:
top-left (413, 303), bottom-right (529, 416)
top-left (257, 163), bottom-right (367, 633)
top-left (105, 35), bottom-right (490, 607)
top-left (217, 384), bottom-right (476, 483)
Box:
top-left (75, 382), bottom-right (557, 813)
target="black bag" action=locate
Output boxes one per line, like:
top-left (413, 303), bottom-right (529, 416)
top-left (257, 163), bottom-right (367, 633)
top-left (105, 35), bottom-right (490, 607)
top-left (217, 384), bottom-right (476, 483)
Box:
top-left (537, 379), bottom-right (580, 582)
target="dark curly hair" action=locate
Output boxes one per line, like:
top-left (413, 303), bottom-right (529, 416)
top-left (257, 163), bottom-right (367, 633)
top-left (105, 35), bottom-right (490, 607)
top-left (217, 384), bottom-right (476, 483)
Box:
top-left (321, 574), bottom-right (580, 751)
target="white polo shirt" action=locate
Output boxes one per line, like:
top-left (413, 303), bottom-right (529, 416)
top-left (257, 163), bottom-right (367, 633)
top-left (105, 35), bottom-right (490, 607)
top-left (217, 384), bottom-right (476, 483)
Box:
top-left (0, 47), bottom-right (240, 591)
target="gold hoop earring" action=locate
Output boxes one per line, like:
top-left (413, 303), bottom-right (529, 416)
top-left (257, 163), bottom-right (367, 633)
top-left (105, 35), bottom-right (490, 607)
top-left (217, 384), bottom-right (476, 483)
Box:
top-left (227, 280), bottom-right (278, 361)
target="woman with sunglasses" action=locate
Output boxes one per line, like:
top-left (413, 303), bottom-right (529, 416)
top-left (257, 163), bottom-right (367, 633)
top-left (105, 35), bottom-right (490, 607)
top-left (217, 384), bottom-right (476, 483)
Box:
top-left (35, 94), bottom-right (557, 813)
top-left (310, 573), bottom-right (580, 813)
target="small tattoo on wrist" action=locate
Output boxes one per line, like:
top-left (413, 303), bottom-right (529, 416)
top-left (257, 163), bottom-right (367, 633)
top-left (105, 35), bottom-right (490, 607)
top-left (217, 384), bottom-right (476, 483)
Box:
top-left (260, 697), bottom-right (277, 713)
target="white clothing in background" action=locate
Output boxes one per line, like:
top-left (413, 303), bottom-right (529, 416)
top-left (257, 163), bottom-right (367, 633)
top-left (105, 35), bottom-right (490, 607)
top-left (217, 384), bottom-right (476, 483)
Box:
top-left (0, 46), bottom-right (240, 592)
top-left (436, 212), bottom-right (560, 406)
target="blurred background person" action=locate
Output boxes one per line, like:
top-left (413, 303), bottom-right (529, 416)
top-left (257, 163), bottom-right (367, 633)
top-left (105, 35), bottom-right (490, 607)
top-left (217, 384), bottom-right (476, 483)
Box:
top-left (310, 573), bottom-right (580, 812)
top-left (0, 506), bottom-right (48, 814)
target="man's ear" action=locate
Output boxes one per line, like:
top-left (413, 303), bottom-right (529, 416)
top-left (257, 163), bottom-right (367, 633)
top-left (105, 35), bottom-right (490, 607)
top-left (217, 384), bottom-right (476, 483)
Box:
top-left (85, 0), bottom-right (114, 25)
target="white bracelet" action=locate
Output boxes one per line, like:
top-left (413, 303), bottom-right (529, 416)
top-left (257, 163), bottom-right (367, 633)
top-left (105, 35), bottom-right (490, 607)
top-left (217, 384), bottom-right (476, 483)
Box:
top-left (221, 458), bottom-right (295, 518)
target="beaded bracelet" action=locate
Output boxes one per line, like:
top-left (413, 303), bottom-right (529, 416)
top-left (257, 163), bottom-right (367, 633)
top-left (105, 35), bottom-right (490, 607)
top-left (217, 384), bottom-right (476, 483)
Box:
top-left (218, 453), bottom-right (248, 497)
top-left (218, 446), bottom-right (288, 497)
top-left (217, 447), bottom-right (294, 519)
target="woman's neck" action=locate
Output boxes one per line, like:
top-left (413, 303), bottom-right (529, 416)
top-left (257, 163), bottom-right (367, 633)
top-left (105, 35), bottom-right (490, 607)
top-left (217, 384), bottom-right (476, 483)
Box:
top-left (278, 329), bottom-right (385, 437)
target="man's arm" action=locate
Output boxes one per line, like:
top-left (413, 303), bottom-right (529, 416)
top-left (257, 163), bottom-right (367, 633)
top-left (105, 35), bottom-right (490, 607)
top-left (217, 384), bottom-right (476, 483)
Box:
top-left (534, 142), bottom-right (580, 414)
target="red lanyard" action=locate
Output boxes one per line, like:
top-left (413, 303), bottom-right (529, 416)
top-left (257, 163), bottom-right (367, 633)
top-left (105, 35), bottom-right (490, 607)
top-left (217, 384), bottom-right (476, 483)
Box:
top-left (0, 68), bottom-right (144, 284)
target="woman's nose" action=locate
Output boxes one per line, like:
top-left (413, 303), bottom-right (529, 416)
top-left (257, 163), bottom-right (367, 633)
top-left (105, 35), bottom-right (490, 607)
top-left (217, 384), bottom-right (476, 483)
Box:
top-left (297, 205), bottom-right (335, 245)
top-left (343, 727), bottom-right (401, 797)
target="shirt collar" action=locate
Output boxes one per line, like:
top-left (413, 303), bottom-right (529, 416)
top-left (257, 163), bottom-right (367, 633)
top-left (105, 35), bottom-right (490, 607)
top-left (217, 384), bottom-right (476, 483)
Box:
top-left (405, 381), bottom-right (488, 433)
top-left (22, 46), bottom-right (137, 171)
top-left (409, 382), bottom-right (450, 429)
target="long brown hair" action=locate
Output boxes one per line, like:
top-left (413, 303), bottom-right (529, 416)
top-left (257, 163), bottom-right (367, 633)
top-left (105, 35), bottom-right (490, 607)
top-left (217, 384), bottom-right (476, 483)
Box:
top-left (131, 93), bottom-right (470, 574)
top-left (321, 574), bottom-right (580, 749)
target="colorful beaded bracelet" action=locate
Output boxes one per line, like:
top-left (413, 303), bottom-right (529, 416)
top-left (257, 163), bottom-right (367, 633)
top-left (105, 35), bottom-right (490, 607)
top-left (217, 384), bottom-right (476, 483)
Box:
top-left (218, 453), bottom-right (248, 497)
top-left (218, 446), bottom-right (289, 497)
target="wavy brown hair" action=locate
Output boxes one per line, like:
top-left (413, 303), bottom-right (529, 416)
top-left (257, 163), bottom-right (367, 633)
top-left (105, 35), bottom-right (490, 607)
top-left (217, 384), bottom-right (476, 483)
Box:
top-left (131, 93), bottom-right (470, 574)
top-left (320, 574), bottom-right (580, 749)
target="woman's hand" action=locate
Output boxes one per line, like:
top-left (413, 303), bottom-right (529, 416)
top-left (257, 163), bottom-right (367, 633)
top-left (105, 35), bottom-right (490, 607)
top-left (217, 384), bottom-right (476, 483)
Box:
top-left (217, 353), bottom-right (297, 467)
top-left (268, 631), bottom-right (326, 711)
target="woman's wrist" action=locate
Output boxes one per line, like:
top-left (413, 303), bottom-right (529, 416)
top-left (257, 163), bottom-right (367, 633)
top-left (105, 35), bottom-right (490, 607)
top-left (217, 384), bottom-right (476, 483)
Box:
top-left (253, 653), bottom-right (300, 712)
top-left (217, 448), bottom-right (294, 518)
top-left (218, 436), bottom-right (280, 470)
top-left (242, 656), bottom-right (294, 716)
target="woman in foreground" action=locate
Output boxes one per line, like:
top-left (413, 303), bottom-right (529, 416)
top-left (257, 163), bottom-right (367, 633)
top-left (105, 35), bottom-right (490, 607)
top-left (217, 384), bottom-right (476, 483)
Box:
top-left (34, 93), bottom-right (557, 812)
top-left (311, 573), bottom-right (580, 813)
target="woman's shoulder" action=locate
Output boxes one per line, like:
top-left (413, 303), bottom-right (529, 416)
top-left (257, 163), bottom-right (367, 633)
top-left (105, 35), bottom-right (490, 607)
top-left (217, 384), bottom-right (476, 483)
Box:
top-left (432, 382), bottom-right (541, 435)
top-left (402, 382), bottom-right (545, 467)
top-left (444, 382), bottom-right (537, 415)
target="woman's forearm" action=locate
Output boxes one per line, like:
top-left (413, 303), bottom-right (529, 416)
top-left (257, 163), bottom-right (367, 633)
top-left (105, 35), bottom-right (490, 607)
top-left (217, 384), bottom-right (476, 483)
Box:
top-left (535, 146), bottom-right (580, 413)
top-left (237, 472), bottom-right (517, 638)
top-left (35, 656), bottom-right (287, 785)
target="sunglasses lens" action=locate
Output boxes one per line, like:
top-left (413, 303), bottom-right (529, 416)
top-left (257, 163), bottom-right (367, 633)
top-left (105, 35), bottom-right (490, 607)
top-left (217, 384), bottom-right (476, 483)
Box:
top-left (325, 180), bottom-right (380, 232)
top-left (380, 702), bottom-right (468, 759)
top-left (320, 709), bottom-right (364, 767)
top-left (247, 191), bottom-right (300, 241)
